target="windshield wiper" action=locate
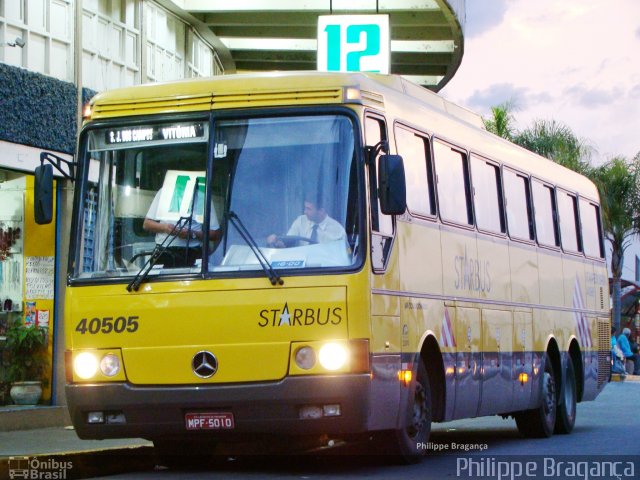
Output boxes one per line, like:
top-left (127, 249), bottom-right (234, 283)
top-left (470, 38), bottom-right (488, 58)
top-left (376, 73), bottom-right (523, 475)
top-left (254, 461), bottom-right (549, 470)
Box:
top-left (126, 217), bottom-right (191, 292)
top-left (128, 179), bottom-right (203, 292)
top-left (226, 211), bottom-right (283, 286)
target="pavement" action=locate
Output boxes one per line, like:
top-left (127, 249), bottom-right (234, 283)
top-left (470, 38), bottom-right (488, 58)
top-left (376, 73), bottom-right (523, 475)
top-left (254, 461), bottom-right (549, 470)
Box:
top-left (1, 375), bottom-right (639, 479)
top-left (0, 406), bottom-right (154, 479)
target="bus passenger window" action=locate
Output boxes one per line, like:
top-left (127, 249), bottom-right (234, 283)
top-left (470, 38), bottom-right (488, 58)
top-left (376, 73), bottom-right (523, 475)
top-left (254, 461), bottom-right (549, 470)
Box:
top-left (395, 126), bottom-right (435, 217)
top-left (471, 155), bottom-right (505, 234)
top-left (433, 140), bottom-right (472, 226)
top-left (580, 199), bottom-right (604, 258)
top-left (503, 169), bottom-right (534, 241)
top-left (557, 190), bottom-right (581, 253)
top-left (532, 180), bottom-right (559, 247)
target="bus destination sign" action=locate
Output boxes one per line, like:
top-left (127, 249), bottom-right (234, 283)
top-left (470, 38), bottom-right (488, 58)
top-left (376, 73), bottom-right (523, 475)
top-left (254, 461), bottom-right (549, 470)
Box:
top-left (105, 123), bottom-right (205, 145)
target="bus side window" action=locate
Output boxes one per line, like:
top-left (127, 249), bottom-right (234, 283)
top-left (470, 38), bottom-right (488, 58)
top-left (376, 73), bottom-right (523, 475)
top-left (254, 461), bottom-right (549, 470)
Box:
top-left (433, 139), bottom-right (473, 226)
top-left (557, 189), bottom-right (582, 253)
top-left (365, 115), bottom-right (393, 271)
top-left (579, 198), bottom-right (605, 258)
top-left (503, 168), bottom-right (534, 241)
top-left (471, 154), bottom-right (505, 234)
top-left (532, 179), bottom-right (560, 248)
top-left (395, 125), bottom-right (435, 217)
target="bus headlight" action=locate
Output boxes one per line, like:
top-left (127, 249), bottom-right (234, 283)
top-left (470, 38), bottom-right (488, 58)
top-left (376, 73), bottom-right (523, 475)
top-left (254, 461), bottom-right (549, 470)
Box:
top-left (74, 352), bottom-right (99, 379)
top-left (295, 346), bottom-right (316, 370)
top-left (100, 354), bottom-right (120, 377)
top-left (318, 343), bottom-right (348, 371)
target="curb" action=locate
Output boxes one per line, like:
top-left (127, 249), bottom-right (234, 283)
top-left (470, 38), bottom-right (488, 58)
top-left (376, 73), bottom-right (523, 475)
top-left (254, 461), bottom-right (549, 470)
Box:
top-left (0, 406), bottom-right (70, 432)
top-left (610, 373), bottom-right (640, 383)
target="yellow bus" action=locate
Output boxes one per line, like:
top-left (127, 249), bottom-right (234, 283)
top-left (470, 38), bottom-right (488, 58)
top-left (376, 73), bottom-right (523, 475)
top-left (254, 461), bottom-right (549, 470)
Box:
top-left (51, 72), bottom-right (610, 460)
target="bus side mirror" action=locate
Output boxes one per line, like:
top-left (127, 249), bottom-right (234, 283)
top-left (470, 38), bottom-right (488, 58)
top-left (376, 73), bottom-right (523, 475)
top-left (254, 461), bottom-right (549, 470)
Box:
top-left (378, 154), bottom-right (407, 215)
top-left (34, 164), bottom-right (53, 225)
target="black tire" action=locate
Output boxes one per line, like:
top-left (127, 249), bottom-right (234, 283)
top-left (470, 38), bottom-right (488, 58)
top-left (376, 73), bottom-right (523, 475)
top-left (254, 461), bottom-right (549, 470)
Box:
top-left (514, 352), bottom-right (557, 438)
top-left (389, 359), bottom-right (432, 463)
top-left (554, 357), bottom-right (577, 434)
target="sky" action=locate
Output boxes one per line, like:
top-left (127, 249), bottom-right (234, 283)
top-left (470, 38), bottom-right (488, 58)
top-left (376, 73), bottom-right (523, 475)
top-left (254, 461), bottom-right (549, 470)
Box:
top-left (440, 0), bottom-right (640, 165)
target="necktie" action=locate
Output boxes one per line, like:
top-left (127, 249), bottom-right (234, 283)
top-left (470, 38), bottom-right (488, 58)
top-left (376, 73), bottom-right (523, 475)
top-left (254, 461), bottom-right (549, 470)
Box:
top-left (310, 224), bottom-right (319, 243)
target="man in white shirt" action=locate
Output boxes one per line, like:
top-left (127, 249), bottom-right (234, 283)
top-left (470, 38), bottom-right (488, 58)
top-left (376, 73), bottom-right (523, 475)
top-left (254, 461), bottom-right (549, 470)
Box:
top-left (267, 200), bottom-right (345, 247)
top-left (143, 188), bottom-right (221, 268)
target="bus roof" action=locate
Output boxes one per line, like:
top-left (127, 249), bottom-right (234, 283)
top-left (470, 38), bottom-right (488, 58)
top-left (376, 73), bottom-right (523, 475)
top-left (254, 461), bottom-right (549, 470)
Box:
top-left (87, 71), bottom-right (598, 200)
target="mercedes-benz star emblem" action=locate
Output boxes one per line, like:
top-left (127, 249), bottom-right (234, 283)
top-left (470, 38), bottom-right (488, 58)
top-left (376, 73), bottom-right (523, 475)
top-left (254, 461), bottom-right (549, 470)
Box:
top-left (192, 351), bottom-right (218, 378)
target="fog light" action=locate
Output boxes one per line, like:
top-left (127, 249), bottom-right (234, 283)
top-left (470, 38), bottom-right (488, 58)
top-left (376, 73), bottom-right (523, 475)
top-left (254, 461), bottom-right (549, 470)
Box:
top-left (100, 354), bottom-right (120, 377)
top-left (106, 412), bottom-right (126, 424)
top-left (299, 405), bottom-right (323, 420)
top-left (323, 404), bottom-right (341, 417)
top-left (87, 411), bottom-right (104, 424)
top-left (74, 352), bottom-right (99, 379)
top-left (319, 343), bottom-right (348, 371)
top-left (295, 346), bottom-right (316, 370)
top-left (518, 372), bottom-right (529, 384)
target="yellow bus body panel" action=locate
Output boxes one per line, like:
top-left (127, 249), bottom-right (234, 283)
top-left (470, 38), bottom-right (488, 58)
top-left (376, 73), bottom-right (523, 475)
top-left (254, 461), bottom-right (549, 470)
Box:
top-left (66, 276), bottom-right (364, 384)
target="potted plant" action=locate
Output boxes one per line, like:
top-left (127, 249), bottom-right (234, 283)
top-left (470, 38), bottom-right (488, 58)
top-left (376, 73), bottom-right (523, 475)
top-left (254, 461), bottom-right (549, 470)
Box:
top-left (5, 319), bottom-right (49, 405)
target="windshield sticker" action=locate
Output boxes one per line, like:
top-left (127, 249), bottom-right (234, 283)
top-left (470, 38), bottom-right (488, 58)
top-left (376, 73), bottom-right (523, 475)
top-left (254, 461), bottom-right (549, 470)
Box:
top-left (258, 302), bottom-right (343, 327)
top-left (271, 260), bottom-right (305, 269)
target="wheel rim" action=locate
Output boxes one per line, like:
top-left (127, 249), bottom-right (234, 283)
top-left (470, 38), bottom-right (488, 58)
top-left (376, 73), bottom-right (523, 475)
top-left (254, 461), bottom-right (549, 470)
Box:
top-left (542, 371), bottom-right (556, 420)
top-left (408, 381), bottom-right (428, 438)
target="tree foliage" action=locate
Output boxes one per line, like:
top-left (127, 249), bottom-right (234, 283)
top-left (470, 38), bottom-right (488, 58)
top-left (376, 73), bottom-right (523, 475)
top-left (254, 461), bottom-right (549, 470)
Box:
top-left (483, 102), bottom-right (517, 141)
top-left (514, 120), bottom-right (593, 176)
top-left (589, 154), bottom-right (640, 331)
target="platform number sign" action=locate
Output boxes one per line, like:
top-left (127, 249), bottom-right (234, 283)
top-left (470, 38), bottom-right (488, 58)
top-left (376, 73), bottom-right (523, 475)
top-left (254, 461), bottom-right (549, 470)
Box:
top-left (317, 15), bottom-right (390, 74)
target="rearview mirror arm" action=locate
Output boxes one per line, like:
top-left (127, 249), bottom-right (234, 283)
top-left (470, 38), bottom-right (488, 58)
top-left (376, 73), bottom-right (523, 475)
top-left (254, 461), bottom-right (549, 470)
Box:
top-left (40, 151), bottom-right (77, 181)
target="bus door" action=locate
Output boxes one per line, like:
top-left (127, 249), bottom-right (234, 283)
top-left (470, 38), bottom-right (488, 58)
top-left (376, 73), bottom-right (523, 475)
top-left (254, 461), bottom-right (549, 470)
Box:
top-left (478, 309), bottom-right (513, 415)
top-left (365, 113), bottom-right (402, 430)
top-left (452, 304), bottom-right (482, 419)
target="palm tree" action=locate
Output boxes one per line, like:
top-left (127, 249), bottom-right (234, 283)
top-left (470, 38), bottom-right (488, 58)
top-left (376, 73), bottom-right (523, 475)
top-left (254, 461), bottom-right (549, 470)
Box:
top-left (483, 101), bottom-right (517, 140)
top-left (589, 154), bottom-right (640, 333)
top-left (514, 119), bottom-right (593, 176)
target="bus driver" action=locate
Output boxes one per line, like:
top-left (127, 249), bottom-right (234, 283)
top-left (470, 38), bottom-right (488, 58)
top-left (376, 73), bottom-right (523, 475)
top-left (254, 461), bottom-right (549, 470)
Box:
top-left (267, 199), bottom-right (346, 248)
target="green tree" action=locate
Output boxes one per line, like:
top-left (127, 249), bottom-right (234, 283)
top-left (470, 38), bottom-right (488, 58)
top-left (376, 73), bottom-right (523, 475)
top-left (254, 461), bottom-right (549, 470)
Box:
top-left (514, 119), bottom-right (593, 175)
top-left (483, 101), bottom-right (517, 140)
top-left (589, 154), bottom-right (640, 333)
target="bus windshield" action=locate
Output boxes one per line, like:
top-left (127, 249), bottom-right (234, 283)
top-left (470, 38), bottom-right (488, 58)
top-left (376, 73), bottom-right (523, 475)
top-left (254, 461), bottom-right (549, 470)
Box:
top-left (72, 113), bottom-right (361, 281)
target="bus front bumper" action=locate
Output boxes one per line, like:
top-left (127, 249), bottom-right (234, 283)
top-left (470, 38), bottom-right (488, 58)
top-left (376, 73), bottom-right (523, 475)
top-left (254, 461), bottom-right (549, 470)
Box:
top-left (66, 374), bottom-right (376, 440)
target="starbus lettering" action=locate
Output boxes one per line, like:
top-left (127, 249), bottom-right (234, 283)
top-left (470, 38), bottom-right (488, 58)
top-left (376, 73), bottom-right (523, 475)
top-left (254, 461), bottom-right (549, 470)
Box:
top-left (454, 247), bottom-right (491, 293)
top-left (258, 303), bottom-right (343, 327)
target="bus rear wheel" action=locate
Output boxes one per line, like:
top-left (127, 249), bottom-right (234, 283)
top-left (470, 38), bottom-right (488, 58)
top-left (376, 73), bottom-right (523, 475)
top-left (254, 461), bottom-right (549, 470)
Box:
top-left (389, 359), bottom-right (432, 463)
top-left (554, 357), bottom-right (577, 434)
top-left (514, 352), bottom-right (557, 438)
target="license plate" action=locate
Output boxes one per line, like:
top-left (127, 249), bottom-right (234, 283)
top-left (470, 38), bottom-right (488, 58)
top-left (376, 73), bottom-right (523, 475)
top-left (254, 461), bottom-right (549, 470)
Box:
top-left (185, 412), bottom-right (235, 430)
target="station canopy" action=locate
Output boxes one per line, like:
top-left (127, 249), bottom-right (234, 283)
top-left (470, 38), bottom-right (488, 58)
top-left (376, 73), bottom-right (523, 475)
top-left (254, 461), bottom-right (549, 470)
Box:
top-left (176, 0), bottom-right (465, 92)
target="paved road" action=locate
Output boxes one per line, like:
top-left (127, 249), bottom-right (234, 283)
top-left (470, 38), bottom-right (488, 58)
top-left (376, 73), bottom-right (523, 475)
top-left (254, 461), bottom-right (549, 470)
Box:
top-left (81, 381), bottom-right (640, 480)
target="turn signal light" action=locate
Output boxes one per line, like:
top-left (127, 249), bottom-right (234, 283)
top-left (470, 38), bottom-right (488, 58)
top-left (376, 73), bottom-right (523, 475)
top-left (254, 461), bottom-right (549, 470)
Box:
top-left (398, 369), bottom-right (413, 386)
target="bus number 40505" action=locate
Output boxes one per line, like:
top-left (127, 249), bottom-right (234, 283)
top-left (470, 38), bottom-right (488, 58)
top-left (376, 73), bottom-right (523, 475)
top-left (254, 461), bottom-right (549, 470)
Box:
top-left (75, 316), bottom-right (139, 335)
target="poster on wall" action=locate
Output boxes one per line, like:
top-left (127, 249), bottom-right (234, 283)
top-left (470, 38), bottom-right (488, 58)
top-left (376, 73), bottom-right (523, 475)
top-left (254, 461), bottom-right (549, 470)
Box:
top-left (25, 256), bottom-right (55, 300)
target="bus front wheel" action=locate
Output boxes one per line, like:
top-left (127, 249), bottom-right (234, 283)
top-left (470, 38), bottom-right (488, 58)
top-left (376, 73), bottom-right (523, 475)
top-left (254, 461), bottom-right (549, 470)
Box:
top-left (389, 359), bottom-right (432, 463)
top-left (514, 352), bottom-right (557, 438)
